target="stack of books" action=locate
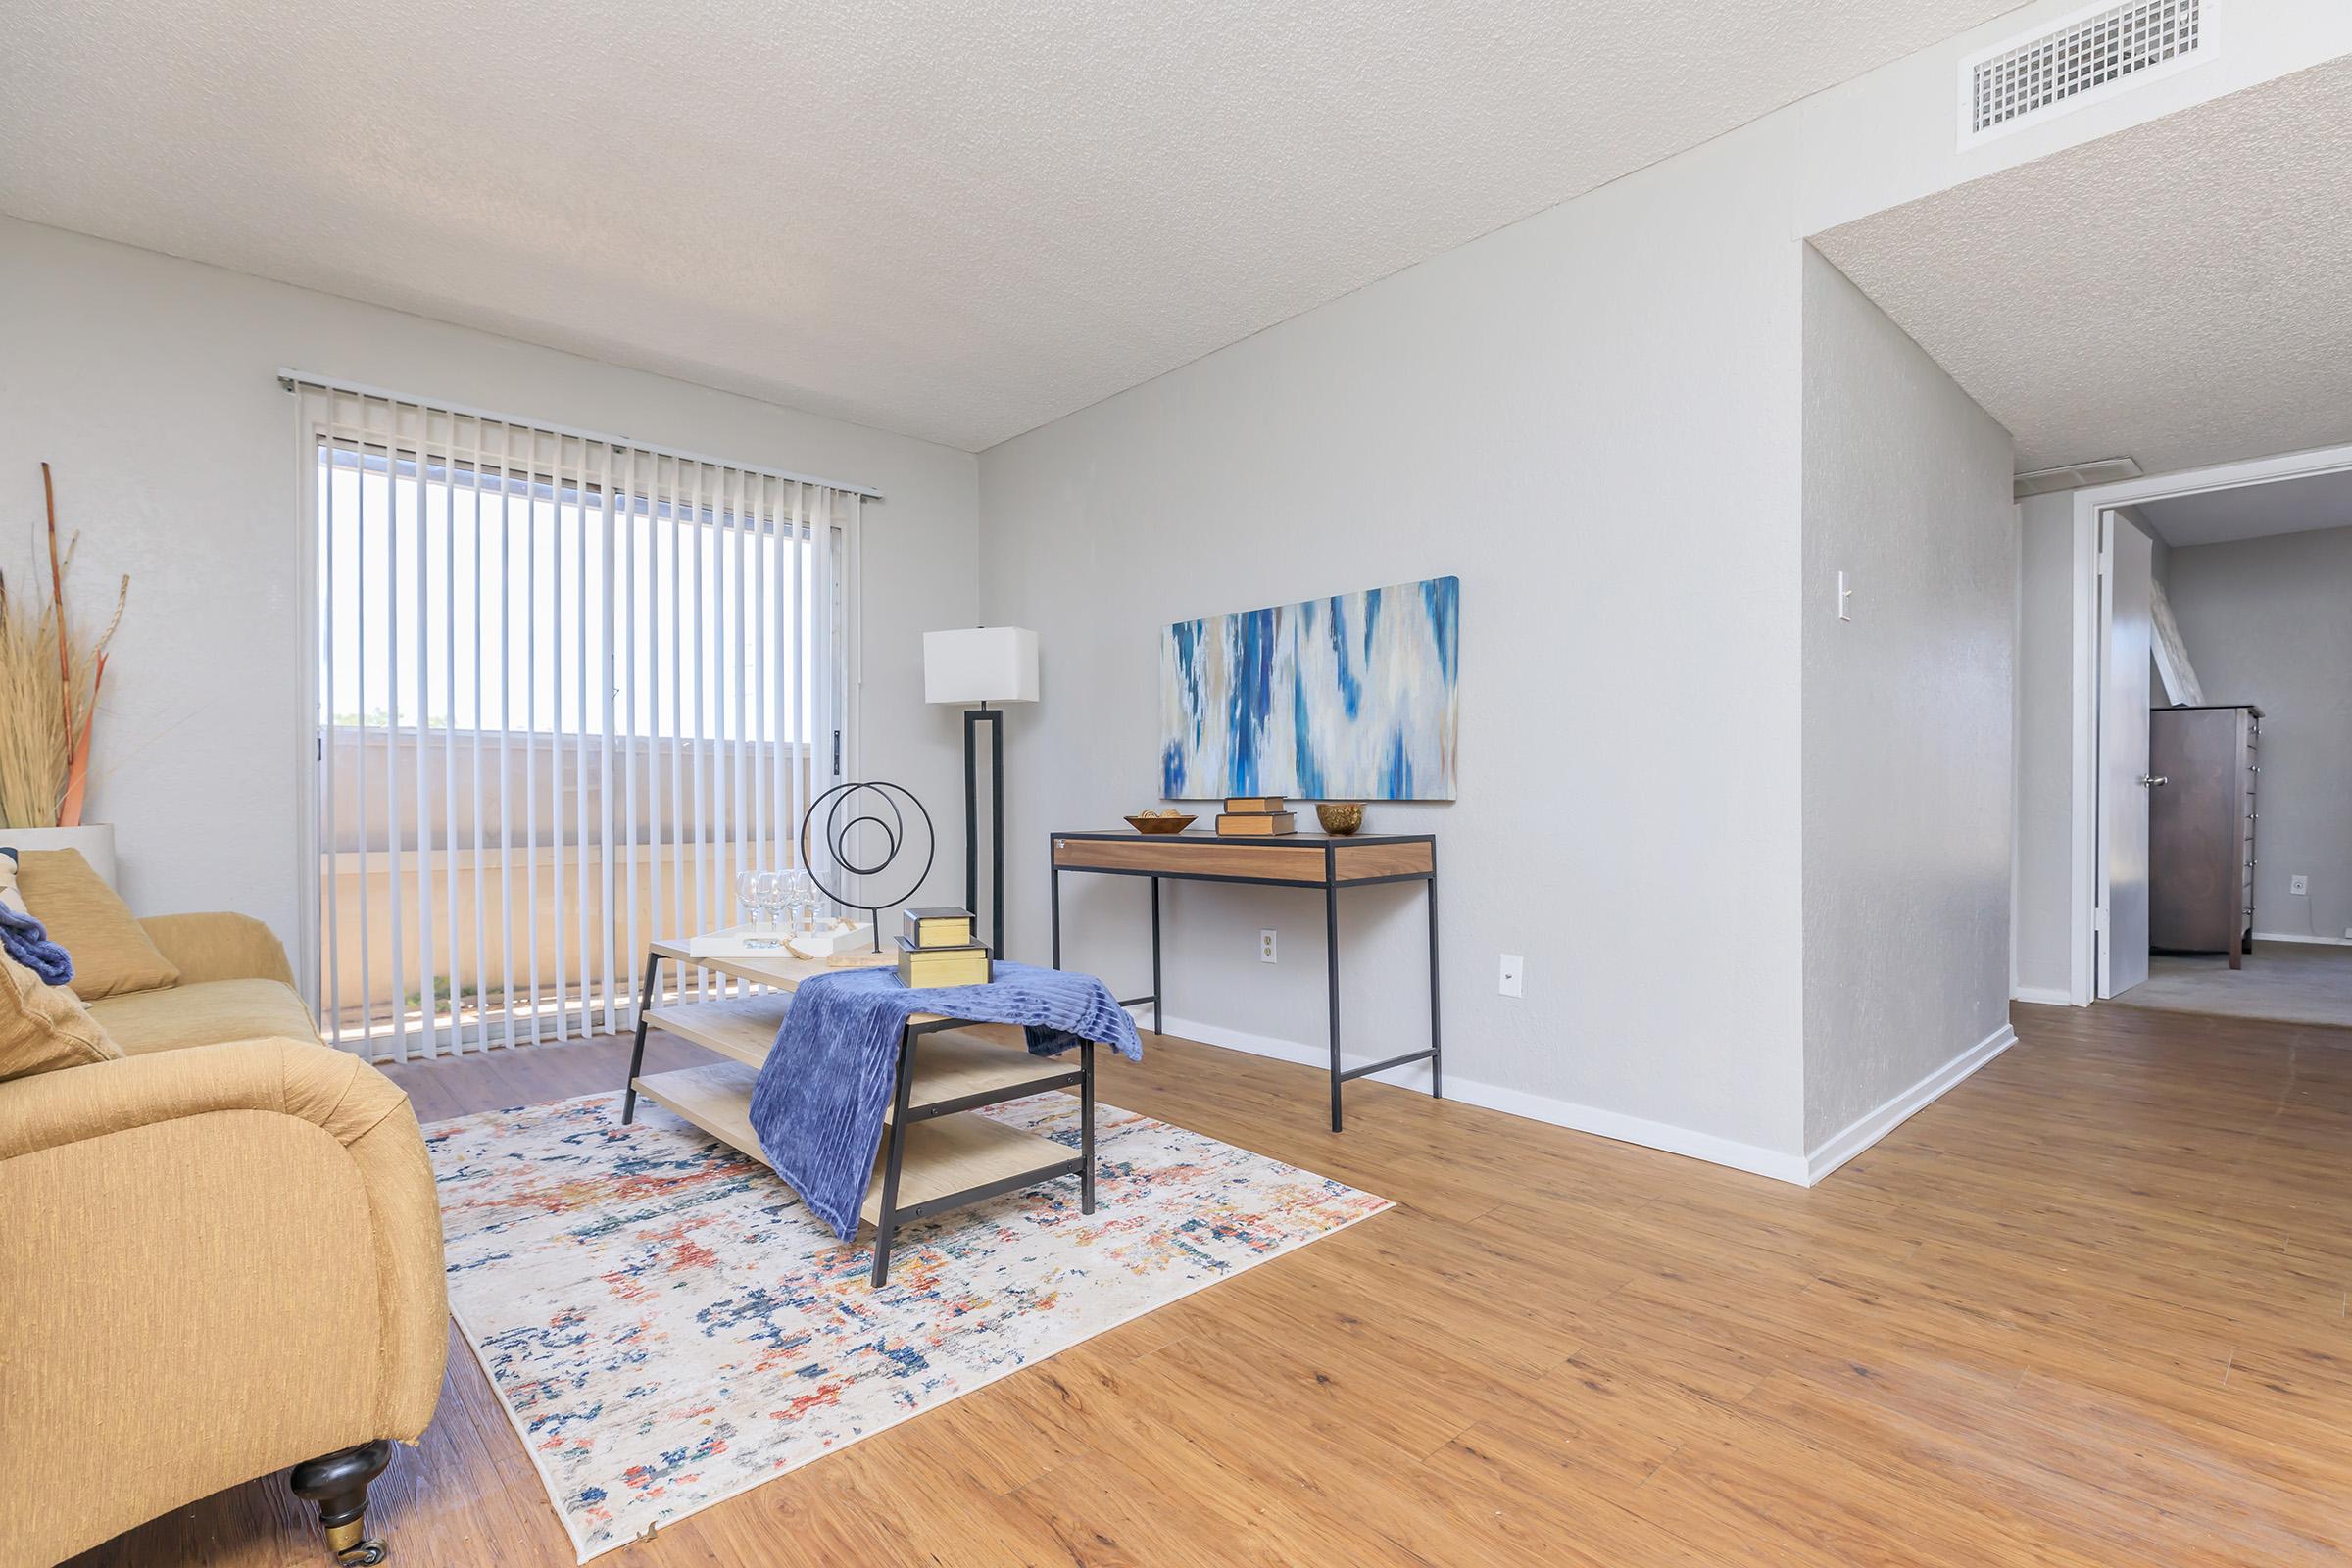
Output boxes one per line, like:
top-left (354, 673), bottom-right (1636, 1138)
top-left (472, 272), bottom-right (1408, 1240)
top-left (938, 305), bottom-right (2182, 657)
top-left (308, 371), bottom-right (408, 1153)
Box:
top-left (1215, 795), bottom-right (1297, 836)
top-left (896, 906), bottom-right (993, 987)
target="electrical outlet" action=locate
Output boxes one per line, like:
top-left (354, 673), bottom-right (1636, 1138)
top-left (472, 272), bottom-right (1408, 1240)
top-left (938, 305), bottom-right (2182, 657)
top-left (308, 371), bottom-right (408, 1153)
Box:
top-left (2292, 874), bottom-right (2310, 896)
top-left (1258, 929), bottom-right (1277, 964)
top-left (1498, 954), bottom-right (1524, 998)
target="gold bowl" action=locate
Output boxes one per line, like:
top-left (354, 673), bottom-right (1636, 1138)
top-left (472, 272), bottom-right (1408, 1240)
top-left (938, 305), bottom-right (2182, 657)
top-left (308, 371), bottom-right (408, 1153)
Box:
top-left (1125, 811), bottom-right (1197, 835)
top-left (1314, 803), bottom-right (1365, 835)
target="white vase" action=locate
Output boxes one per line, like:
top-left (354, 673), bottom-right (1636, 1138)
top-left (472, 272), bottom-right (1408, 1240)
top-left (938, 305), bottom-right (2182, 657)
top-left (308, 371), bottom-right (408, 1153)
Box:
top-left (1, 823), bottom-right (118, 888)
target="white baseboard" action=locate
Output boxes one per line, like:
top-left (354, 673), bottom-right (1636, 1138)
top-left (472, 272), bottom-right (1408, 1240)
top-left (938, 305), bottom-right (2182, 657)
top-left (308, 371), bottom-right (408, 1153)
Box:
top-left (2010, 985), bottom-right (2075, 1005)
top-left (2253, 930), bottom-right (2352, 947)
top-left (1129, 1007), bottom-right (1811, 1186)
top-left (1801, 1021), bottom-right (2018, 1185)
top-left (1129, 1011), bottom-right (2017, 1190)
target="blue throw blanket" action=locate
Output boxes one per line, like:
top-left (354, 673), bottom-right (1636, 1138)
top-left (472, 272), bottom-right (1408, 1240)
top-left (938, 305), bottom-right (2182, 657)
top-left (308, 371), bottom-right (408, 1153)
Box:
top-left (746, 960), bottom-right (1143, 1240)
top-left (0, 903), bottom-right (74, 987)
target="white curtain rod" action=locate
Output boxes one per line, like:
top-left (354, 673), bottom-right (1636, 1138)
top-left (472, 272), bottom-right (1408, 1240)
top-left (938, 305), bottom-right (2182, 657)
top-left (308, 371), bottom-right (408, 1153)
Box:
top-left (277, 368), bottom-right (885, 501)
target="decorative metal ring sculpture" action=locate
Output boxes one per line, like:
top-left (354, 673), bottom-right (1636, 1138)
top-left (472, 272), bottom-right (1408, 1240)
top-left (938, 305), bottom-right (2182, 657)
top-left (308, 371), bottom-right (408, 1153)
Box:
top-left (800, 781), bottom-right (935, 949)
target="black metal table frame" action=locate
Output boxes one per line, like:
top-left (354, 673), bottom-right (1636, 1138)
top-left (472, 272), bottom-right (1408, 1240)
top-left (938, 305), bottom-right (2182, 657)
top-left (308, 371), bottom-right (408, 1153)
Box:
top-left (1048, 833), bottom-right (1441, 1132)
top-left (620, 949), bottom-right (1097, 1286)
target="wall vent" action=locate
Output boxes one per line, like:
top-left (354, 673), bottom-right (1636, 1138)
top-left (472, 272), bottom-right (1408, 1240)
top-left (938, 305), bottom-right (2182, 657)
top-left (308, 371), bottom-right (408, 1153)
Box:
top-left (1961, 0), bottom-right (2207, 144)
top-left (2013, 458), bottom-right (2144, 500)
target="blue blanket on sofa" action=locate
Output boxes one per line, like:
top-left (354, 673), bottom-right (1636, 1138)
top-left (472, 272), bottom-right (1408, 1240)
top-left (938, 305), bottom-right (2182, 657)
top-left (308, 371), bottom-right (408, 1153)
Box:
top-left (745, 960), bottom-right (1143, 1240)
top-left (0, 903), bottom-right (73, 987)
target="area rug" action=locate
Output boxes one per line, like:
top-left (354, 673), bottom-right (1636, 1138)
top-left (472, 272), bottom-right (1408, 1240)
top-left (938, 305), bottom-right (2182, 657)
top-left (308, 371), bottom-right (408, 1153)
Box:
top-left (425, 1090), bottom-right (1390, 1560)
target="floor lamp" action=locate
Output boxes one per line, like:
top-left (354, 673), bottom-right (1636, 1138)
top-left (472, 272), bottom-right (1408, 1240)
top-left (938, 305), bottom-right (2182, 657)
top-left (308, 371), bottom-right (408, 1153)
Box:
top-left (923, 627), bottom-right (1038, 956)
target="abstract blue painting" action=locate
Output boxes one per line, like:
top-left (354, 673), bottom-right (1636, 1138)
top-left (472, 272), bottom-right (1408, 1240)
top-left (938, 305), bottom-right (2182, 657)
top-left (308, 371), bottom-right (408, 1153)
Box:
top-left (1160, 576), bottom-right (1458, 801)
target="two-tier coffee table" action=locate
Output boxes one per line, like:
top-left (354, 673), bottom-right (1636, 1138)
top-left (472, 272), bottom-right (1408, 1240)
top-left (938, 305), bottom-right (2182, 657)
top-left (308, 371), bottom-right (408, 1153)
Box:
top-left (618, 939), bottom-right (1097, 1285)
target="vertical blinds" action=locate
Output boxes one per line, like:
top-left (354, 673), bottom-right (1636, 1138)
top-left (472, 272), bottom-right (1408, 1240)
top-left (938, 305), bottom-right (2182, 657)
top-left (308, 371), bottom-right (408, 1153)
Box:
top-left (290, 378), bottom-right (858, 1062)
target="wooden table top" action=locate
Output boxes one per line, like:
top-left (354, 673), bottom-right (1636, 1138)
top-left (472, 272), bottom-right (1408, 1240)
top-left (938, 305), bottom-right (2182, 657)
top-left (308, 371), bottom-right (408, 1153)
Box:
top-left (1051, 829), bottom-right (1434, 844)
top-left (1050, 829), bottom-right (1436, 885)
top-left (650, 938), bottom-right (955, 1026)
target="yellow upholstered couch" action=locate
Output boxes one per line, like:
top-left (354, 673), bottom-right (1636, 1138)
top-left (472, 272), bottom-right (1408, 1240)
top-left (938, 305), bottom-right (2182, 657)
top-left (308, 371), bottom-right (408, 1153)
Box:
top-left (0, 911), bottom-right (448, 1567)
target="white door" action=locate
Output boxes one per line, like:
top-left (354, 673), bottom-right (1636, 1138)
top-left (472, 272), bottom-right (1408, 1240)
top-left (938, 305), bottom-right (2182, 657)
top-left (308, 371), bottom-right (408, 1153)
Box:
top-left (2099, 511), bottom-right (2153, 998)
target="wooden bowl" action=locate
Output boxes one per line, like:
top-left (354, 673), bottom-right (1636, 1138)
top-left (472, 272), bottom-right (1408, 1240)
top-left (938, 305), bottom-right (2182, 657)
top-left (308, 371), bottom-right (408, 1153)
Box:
top-left (1125, 813), bottom-right (1196, 834)
top-left (1314, 803), bottom-right (1365, 835)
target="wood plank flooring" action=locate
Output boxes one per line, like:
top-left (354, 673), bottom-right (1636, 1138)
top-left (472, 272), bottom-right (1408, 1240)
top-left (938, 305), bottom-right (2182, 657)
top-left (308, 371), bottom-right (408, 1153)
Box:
top-left (70, 1002), bottom-right (2352, 1566)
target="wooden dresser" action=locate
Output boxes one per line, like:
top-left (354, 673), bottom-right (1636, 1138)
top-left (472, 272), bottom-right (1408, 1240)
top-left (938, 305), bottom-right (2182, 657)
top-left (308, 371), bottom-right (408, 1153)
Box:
top-left (2148, 704), bottom-right (2262, 968)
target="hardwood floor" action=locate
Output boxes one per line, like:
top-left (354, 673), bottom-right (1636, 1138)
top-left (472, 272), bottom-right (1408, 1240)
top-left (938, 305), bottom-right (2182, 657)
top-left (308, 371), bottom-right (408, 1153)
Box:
top-left (72, 1002), bottom-right (2352, 1566)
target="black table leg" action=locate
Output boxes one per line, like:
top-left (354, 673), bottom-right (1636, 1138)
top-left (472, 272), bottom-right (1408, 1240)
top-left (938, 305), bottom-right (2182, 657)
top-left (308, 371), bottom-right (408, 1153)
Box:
top-left (1050, 858), bottom-right (1062, 968)
top-left (870, 1025), bottom-right (919, 1289)
top-left (1150, 875), bottom-right (1163, 1035)
top-left (620, 949), bottom-right (661, 1125)
top-left (1080, 1039), bottom-right (1097, 1214)
top-left (1427, 856), bottom-right (1444, 1102)
top-left (1325, 849), bottom-right (1343, 1133)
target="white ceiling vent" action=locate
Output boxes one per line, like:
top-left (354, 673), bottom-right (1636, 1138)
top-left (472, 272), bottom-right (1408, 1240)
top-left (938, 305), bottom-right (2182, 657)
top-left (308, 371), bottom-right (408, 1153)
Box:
top-left (1961, 0), bottom-right (2208, 145)
top-left (2013, 457), bottom-right (2144, 500)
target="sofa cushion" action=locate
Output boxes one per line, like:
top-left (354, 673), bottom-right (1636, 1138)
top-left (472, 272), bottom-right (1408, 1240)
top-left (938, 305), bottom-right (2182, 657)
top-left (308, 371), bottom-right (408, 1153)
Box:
top-left (10, 848), bottom-right (180, 1000)
top-left (88, 978), bottom-right (321, 1056)
top-left (0, 949), bottom-right (122, 1080)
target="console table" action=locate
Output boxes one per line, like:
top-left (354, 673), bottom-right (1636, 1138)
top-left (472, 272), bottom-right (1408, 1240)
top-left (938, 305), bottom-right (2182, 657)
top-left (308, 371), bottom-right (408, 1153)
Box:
top-left (618, 940), bottom-right (1095, 1286)
top-left (1048, 830), bottom-right (1440, 1131)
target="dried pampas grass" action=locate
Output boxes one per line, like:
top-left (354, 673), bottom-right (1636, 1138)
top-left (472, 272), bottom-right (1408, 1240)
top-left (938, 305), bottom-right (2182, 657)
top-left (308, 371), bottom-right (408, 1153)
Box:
top-left (0, 465), bottom-right (127, 830)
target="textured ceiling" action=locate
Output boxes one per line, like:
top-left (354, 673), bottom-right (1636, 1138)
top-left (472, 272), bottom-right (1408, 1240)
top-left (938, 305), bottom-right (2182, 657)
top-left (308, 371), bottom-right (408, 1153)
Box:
top-left (0, 0), bottom-right (2024, 451)
top-left (1814, 55), bottom-right (2352, 479)
top-left (2136, 467), bottom-right (2352, 548)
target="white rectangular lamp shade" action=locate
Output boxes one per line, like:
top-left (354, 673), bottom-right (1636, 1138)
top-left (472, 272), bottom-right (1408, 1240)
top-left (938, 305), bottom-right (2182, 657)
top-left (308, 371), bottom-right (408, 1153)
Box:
top-left (924, 626), bottom-right (1039, 705)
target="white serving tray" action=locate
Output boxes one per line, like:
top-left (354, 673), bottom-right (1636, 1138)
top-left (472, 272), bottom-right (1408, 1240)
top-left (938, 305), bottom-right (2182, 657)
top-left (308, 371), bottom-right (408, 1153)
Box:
top-left (686, 921), bottom-right (874, 959)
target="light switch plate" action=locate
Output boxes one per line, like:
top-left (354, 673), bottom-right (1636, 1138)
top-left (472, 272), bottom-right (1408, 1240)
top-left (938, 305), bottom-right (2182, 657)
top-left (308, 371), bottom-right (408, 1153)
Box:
top-left (1499, 954), bottom-right (1524, 998)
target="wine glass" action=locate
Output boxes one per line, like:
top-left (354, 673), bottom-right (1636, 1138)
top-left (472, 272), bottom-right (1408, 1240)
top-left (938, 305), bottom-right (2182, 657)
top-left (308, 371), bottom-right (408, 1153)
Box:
top-left (784, 869), bottom-right (813, 934)
top-left (736, 868), bottom-right (762, 931)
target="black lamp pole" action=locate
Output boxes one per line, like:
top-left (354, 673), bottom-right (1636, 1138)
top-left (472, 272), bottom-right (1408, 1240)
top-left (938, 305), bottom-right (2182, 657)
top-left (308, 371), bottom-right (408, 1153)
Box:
top-left (962, 703), bottom-right (1004, 956)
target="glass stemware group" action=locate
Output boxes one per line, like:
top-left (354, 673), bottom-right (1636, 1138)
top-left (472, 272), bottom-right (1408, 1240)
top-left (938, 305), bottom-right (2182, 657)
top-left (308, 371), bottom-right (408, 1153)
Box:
top-left (737, 867), bottom-right (817, 933)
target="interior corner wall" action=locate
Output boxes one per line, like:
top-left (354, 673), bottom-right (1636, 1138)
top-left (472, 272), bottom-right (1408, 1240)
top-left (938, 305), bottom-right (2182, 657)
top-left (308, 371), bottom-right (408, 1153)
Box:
top-left (0, 214), bottom-right (983, 950)
top-left (2012, 491), bottom-right (2082, 1000)
top-left (1798, 247), bottom-right (2017, 1157)
top-left (977, 118), bottom-right (1811, 1170)
top-left (2165, 523), bottom-right (2352, 944)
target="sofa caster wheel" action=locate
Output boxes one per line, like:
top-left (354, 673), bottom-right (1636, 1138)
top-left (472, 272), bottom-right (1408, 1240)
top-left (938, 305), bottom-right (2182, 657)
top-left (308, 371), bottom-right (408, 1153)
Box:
top-left (291, 1439), bottom-right (394, 1567)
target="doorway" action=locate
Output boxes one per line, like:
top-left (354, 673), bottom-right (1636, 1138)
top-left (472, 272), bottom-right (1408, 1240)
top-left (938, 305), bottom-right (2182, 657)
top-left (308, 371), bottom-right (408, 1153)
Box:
top-left (2071, 440), bottom-right (2352, 1024)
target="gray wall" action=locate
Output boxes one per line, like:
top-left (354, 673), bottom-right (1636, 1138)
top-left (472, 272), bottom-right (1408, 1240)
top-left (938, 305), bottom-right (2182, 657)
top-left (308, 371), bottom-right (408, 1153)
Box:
top-left (980, 117), bottom-right (1812, 1168)
top-left (2165, 523), bottom-right (2352, 943)
top-left (1799, 249), bottom-right (2017, 1152)
top-left (0, 215), bottom-right (982, 945)
top-left (2012, 492), bottom-right (2081, 999)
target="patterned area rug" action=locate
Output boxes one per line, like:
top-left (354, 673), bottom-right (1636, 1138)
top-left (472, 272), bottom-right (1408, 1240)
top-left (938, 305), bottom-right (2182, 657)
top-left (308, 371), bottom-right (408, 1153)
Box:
top-left (425, 1091), bottom-right (1389, 1561)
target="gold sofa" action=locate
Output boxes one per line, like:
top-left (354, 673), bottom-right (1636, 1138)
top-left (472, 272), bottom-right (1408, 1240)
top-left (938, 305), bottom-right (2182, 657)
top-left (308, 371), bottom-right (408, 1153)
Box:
top-left (0, 911), bottom-right (447, 1567)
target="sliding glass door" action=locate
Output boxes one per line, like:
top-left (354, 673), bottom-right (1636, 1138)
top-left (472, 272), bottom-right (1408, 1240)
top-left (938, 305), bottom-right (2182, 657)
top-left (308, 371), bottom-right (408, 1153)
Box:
top-left (292, 383), bottom-right (853, 1061)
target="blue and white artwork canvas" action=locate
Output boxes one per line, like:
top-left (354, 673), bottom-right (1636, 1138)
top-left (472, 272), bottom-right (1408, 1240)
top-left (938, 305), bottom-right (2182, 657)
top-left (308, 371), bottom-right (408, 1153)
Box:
top-left (1160, 575), bottom-right (1458, 801)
